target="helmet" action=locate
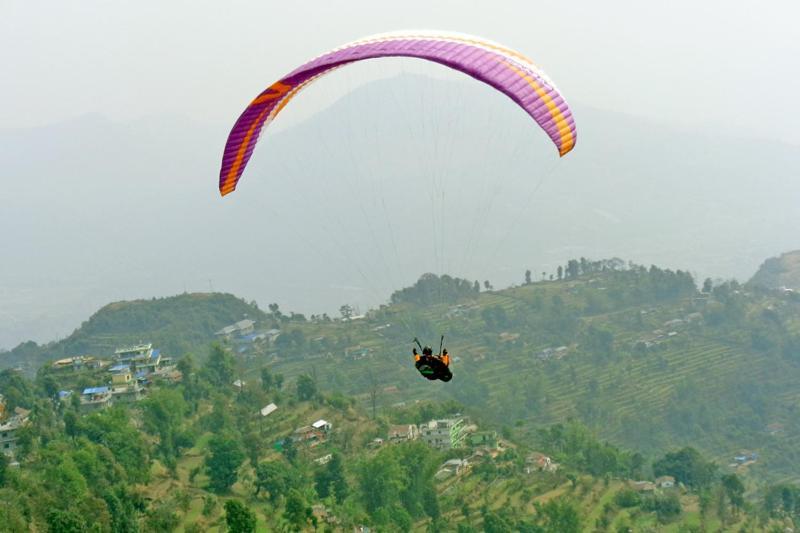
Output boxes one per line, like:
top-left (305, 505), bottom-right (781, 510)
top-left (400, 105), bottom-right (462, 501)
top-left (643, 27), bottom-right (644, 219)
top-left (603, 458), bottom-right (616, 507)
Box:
top-left (423, 347), bottom-right (433, 356)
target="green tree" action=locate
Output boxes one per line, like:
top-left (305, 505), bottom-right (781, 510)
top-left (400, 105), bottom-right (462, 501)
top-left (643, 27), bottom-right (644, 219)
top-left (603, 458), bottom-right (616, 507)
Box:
top-left (296, 374), bottom-right (318, 401)
top-left (358, 449), bottom-right (405, 514)
top-left (653, 447), bottom-right (717, 490)
top-left (103, 489), bottom-right (139, 533)
top-left (0, 453), bottom-right (8, 487)
top-left (721, 473), bottom-right (745, 512)
top-left (144, 502), bottom-right (180, 532)
top-left (315, 452), bottom-right (348, 502)
top-left (260, 366), bottom-right (274, 391)
top-left (255, 460), bottom-right (293, 503)
top-left (224, 499), bottom-right (257, 533)
top-left (534, 498), bottom-right (582, 532)
top-left (702, 277), bottom-right (713, 293)
top-left (206, 434), bottom-right (245, 493)
top-left (482, 510), bottom-right (512, 533)
top-left (284, 489), bottom-right (314, 531)
top-left (140, 388), bottom-right (188, 459)
top-left (47, 509), bottom-right (88, 533)
top-left (203, 343), bottom-right (236, 387)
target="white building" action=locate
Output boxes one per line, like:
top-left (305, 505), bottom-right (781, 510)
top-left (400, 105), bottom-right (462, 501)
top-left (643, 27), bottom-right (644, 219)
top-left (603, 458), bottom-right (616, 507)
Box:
top-left (312, 419), bottom-right (332, 432)
top-left (0, 407), bottom-right (30, 457)
top-left (260, 403), bottom-right (278, 417)
top-left (420, 417), bottom-right (467, 449)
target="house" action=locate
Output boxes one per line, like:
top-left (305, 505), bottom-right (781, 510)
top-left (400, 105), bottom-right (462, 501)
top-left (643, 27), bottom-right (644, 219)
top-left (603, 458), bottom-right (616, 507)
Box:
top-left (57, 390), bottom-right (73, 402)
top-left (259, 403), bottom-right (278, 417)
top-left (663, 319), bottom-right (684, 329)
top-left (435, 458), bottom-right (470, 479)
top-left (80, 387), bottom-right (113, 412)
top-left (499, 332), bottom-right (520, 343)
top-left (388, 424), bottom-right (418, 443)
top-left (233, 379), bottom-right (246, 389)
top-left (629, 480), bottom-right (656, 493)
top-left (115, 344), bottom-right (154, 364)
top-left (314, 454), bottom-right (333, 465)
top-left (468, 431), bottom-right (498, 449)
top-left (292, 425), bottom-right (326, 444)
top-left (111, 383), bottom-right (143, 403)
top-left (538, 348), bottom-right (555, 361)
top-left (52, 356), bottom-right (93, 371)
top-left (139, 349), bottom-right (162, 373)
top-left (733, 452), bottom-right (758, 464)
top-left (0, 407), bottom-right (30, 457)
top-left (150, 366), bottom-right (182, 384)
top-left (526, 452), bottom-right (558, 473)
top-left (766, 423), bottom-right (784, 436)
top-left (110, 365), bottom-right (133, 386)
top-left (420, 417), bottom-right (467, 449)
top-left (312, 505), bottom-right (338, 526)
top-left (656, 476), bottom-right (675, 489)
top-left (345, 346), bottom-right (371, 359)
top-left (312, 419), bottom-right (332, 432)
top-left (214, 319), bottom-right (256, 340)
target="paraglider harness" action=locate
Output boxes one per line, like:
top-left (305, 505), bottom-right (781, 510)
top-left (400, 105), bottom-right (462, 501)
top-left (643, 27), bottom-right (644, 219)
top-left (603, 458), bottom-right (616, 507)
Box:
top-left (413, 336), bottom-right (452, 382)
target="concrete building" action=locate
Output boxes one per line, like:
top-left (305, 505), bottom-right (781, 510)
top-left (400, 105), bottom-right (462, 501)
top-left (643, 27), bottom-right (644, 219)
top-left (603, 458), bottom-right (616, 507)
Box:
top-left (0, 407), bottom-right (30, 457)
top-left (388, 424), bottom-right (418, 443)
top-left (420, 417), bottom-right (467, 449)
top-left (115, 344), bottom-right (153, 363)
top-left (80, 387), bottom-right (113, 412)
top-left (215, 319), bottom-right (256, 340)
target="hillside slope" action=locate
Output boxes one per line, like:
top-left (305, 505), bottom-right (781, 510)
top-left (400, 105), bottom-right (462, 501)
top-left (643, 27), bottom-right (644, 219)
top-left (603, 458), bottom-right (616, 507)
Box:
top-left (1, 292), bottom-right (268, 373)
top-left (234, 265), bottom-right (800, 483)
top-left (749, 250), bottom-right (800, 290)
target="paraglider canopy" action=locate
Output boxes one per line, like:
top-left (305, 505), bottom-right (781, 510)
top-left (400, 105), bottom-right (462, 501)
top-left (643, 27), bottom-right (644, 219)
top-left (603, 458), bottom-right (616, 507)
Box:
top-left (219, 30), bottom-right (577, 196)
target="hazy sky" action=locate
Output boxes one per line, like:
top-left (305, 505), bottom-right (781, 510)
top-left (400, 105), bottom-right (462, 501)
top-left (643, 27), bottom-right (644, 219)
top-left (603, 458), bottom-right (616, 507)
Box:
top-left (3, 0), bottom-right (800, 351)
top-left (3, 1), bottom-right (800, 144)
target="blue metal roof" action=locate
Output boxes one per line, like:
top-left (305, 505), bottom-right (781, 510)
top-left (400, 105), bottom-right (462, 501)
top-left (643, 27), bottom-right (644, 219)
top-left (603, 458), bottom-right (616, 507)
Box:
top-left (82, 386), bottom-right (109, 395)
top-left (58, 390), bottom-right (73, 399)
top-left (109, 364), bottom-right (130, 373)
top-left (150, 349), bottom-right (161, 360)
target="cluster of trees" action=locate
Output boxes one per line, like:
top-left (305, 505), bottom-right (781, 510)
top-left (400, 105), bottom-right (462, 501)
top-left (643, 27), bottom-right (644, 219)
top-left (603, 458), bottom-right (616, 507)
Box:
top-left (356, 441), bottom-right (441, 530)
top-left (390, 273), bottom-right (480, 306)
top-left (470, 499), bottom-right (582, 533)
top-left (538, 421), bottom-right (645, 479)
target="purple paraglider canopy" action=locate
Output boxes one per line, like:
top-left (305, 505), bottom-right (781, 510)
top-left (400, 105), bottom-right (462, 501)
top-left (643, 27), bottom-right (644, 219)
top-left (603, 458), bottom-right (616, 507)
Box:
top-left (220, 30), bottom-right (576, 196)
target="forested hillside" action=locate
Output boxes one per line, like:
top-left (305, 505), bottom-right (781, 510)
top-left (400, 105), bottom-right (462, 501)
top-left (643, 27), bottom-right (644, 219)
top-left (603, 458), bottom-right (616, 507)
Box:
top-left (0, 341), bottom-right (797, 531)
top-left (235, 260), bottom-right (800, 485)
top-left (0, 293), bottom-right (269, 374)
top-left (3, 258), bottom-right (800, 530)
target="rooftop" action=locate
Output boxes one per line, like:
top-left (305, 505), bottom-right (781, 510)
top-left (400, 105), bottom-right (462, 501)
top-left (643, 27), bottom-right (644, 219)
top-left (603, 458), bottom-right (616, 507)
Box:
top-left (260, 403), bottom-right (278, 417)
top-left (82, 386), bottom-right (110, 395)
